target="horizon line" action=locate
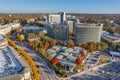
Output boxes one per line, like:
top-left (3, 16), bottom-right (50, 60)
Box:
top-left (0, 12), bottom-right (120, 15)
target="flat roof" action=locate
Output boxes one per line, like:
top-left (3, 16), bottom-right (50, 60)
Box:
top-left (76, 23), bottom-right (103, 28)
top-left (59, 59), bottom-right (75, 66)
top-left (23, 26), bottom-right (45, 30)
top-left (103, 32), bottom-right (120, 40)
top-left (0, 47), bottom-right (23, 78)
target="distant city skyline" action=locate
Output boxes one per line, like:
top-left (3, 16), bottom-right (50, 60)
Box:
top-left (0, 0), bottom-right (120, 14)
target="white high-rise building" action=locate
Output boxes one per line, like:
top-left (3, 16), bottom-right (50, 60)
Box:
top-left (68, 20), bottom-right (75, 33)
top-left (48, 14), bottom-right (61, 24)
top-left (75, 23), bottom-right (103, 44)
top-left (48, 12), bottom-right (66, 24)
top-left (59, 12), bottom-right (66, 23)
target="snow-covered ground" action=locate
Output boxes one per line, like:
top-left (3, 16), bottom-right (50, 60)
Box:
top-left (0, 46), bottom-right (23, 78)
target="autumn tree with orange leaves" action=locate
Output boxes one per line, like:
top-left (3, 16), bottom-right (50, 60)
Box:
top-left (53, 58), bottom-right (59, 65)
top-left (76, 58), bottom-right (83, 65)
top-left (50, 39), bottom-right (57, 47)
top-left (68, 39), bottom-right (74, 48)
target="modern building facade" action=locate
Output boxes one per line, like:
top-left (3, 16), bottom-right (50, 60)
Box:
top-left (48, 12), bottom-right (66, 24)
top-left (48, 14), bottom-right (61, 24)
top-left (59, 12), bottom-right (66, 23)
top-left (68, 20), bottom-right (75, 33)
top-left (45, 23), bottom-right (69, 41)
top-left (75, 23), bottom-right (103, 44)
top-left (101, 31), bottom-right (120, 44)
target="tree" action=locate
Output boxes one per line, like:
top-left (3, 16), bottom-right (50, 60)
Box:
top-left (38, 31), bottom-right (45, 38)
top-left (96, 43), bottom-right (102, 51)
top-left (37, 40), bottom-right (43, 48)
top-left (53, 58), bottom-right (59, 65)
top-left (68, 39), bottom-right (74, 48)
top-left (40, 48), bottom-right (46, 56)
top-left (76, 58), bottom-right (83, 65)
top-left (109, 27), bottom-right (116, 34)
top-left (60, 63), bottom-right (65, 68)
top-left (101, 42), bottom-right (108, 50)
top-left (47, 56), bottom-right (53, 61)
top-left (99, 55), bottom-right (108, 63)
top-left (87, 43), bottom-right (94, 52)
top-left (50, 39), bottom-right (57, 46)
top-left (28, 33), bottom-right (36, 39)
top-left (97, 45), bottom-right (102, 51)
top-left (69, 32), bottom-right (74, 36)
top-left (62, 71), bottom-right (68, 77)
top-left (7, 37), bottom-right (40, 80)
top-left (44, 42), bottom-right (49, 49)
top-left (78, 42), bottom-right (87, 49)
top-left (116, 28), bottom-right (120, 34)
top-left (106, 39), bottom-right (112, 46)
top-left (17, 34), bottom-right (25, 41)
top-left (80, 51), bottom-right (85, 57)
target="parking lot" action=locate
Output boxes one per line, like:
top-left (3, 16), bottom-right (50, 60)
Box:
top-left (78, 61), bottom-right (120, 80)
top-left (85, 52), bottom-right (102, 70)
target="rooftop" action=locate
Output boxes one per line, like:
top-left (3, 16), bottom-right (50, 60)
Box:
top-left (76, 23), bottom-right (103, 28)
top-left (23, 26), bottom-right (45, 30)
top-left (47, 46), bottom-right (87, 68)
top-left (0, 46), bottom-right (23, 78)
top-left (103, 32), bottom-right (120, 40)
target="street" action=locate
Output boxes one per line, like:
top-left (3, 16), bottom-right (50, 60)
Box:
top-left (15, 41), bottom-right (59, 80)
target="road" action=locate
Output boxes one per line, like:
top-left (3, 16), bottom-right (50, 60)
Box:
top-left (15, 41), bottom-right (59, 80)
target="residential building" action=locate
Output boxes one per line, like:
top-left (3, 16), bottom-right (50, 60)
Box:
top-left (0, 23), bottom-right (20, 35)
top-left (75, 23), bottom-right (103, 44)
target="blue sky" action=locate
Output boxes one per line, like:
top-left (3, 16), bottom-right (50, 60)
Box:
top-left (0, 0), bottom-right (120, 13)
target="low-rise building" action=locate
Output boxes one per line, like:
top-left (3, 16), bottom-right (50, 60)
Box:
top-left (22, 26), bottom-right (47, 34)
top-left (46, 46), bottom-right (87, 71)
top-left (0, 35), bottom-right (31, 80)
top-left (101, 31), bottom-right (120, 43)
top-left (0, 23), bottom-right (20, 35)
